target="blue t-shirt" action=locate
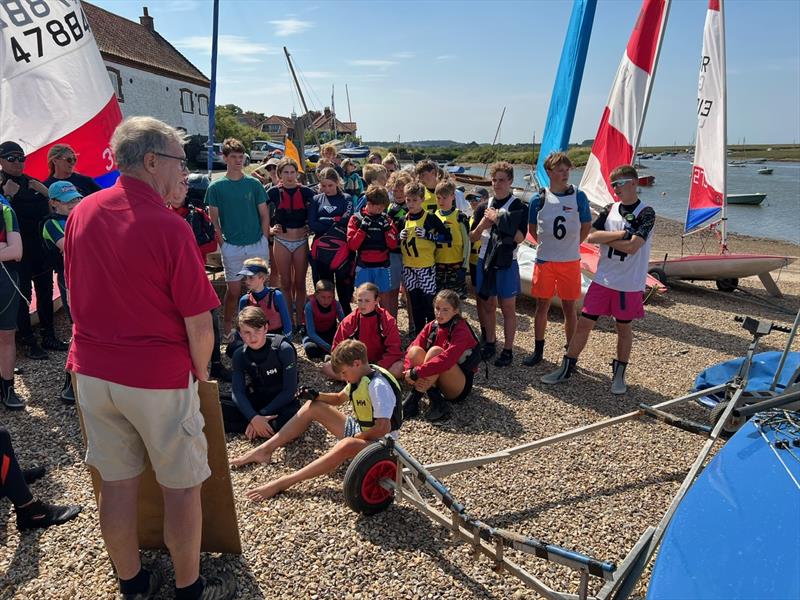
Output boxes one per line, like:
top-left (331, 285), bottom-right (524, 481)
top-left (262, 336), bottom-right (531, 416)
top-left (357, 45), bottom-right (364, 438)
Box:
top-left (528, 186), bottom-right (592, 225)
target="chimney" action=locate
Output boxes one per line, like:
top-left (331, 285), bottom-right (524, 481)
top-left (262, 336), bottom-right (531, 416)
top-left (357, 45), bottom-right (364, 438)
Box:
top-left (140, 7), bottom-right (154, 32)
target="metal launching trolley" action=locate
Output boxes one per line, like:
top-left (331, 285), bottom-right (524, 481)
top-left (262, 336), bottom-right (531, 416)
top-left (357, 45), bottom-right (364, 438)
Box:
top-left (342, 313), bottom-right (800, 600)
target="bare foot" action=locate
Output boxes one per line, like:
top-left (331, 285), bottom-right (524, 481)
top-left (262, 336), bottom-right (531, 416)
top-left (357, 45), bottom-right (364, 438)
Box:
top-left (245, 480), bottom-right (286, 502)
top-left (229, 448), bottom-right (272, 469)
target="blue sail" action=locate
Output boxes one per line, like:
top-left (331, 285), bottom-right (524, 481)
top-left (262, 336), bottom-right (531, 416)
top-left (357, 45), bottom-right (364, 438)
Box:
top-left (536, 0), bottom-right (597, 188)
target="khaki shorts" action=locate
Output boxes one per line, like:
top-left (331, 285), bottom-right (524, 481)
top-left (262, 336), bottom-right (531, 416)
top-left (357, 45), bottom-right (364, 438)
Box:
top-left (76, 373), bottom-right (211, 489)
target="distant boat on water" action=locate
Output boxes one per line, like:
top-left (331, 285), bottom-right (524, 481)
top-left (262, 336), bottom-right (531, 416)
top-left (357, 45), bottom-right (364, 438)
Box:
top-left (338, 146), bottom-right (370, 159)
top-left (638, 175), bottom-right (656, 186)
top-left (757, 167), bottom-right (773, 175)
top-left (728, 192), bottom-right (766, 206)
top-left (453, 173), bottom-right (492, 186)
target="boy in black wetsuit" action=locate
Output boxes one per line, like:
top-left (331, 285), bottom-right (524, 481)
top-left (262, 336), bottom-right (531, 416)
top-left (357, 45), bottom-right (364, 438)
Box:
top-left (223, 306), bottom-right (299, 439)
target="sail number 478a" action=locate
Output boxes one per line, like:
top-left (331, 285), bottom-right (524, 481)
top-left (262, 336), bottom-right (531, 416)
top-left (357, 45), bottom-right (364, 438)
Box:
top-left (1, 0), bottom-right (92, 64)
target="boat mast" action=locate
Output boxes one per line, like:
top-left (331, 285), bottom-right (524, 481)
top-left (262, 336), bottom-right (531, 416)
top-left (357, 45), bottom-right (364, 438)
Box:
top-left (331, 84), bottom-right (336, 141)
top-left (283, 46), bottom-right (321, 149)
top-left (632, 0), bottom-right (672, 156)
top-left (345, 84), bottom-right (353, 125)
top-left (206, 0), bottom-right (220, 174)
top-left (483, 106), bottom-right (506, 178)
top-left (719, 0), bottom-right (728, 251)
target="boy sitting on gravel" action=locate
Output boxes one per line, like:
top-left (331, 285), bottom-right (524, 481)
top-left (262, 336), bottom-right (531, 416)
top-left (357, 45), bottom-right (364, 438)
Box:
top-left (229, 339), bottom-right (402, 501)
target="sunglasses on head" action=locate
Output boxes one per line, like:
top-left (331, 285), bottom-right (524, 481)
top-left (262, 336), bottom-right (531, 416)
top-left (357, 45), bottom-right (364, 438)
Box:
top-left (610, 178), bottom-right (633, 189)
top-left (2, 155), bottom-right (25, 163)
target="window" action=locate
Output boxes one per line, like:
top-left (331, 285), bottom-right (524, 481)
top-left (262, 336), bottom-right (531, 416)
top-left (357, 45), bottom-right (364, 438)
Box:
top-left (265, 123), bottom-right (281, 133)
top-left (107, 67), bottom-right (124, 103)
top-left (198, 94), bottom-right (209, 116)
top-left (180, 88), bottom-right (194, 114)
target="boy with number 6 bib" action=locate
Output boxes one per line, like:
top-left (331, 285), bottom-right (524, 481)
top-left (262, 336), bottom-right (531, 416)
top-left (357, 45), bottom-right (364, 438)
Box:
top-left (524, 152), bottom-right (592, 366)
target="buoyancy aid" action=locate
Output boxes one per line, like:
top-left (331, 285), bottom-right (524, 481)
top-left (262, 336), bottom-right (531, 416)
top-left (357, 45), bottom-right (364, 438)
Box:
top-left (248, 289), bottom-right (283, 332)
top-left (275, 186), bottom-right (309, 229)
top-left (183, 204), bottom-right (216, 247)
top-left (351, 211), bottom-right (391, 267)
top-left (310, 295), bottom-right (338, 334)
top-left (434, 208), bottom-right (469, 265)
top-left (244, 334), bottom-right (296, 399)
top-left (347, 364), bottom-right (403, 431)
top-left (424, 316), bottom-right (482, 373)
top-left (400, 211), bottom-right (438, 269)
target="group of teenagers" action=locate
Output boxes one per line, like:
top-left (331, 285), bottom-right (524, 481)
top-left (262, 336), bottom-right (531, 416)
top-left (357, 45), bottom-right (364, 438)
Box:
top-left (200, 137), bottom-right (656, 502)
top-left (0, 115), bottom-right (656, 599)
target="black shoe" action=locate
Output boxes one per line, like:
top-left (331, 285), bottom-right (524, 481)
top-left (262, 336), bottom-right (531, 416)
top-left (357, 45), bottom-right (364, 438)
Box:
top-left (522, 351), bottom-right (543, 367)
top-left (60, 373), bottom-right (75, 405)
top-left (25, 340), bottom-right (48, 360)
top-left (16, 499), bottom-right (81, 531)
top-left (209, 362), bottom-right (232, 383)
top-left (121, 568), bottom-right (163, 600)
top-left (23, 466), bottom-right (46, 484)
top-left (2, 386), bottom-right (24, 410)
top-left (41, 334), bottom-right (69, 352)
top-left (494, 349), bottom-right (513, 368)
top-left (425, 389), bottom-right (450, 422)
top-left (402, 391), bottom-right (422, 419)
top-left (480, 342), bottom-right (496, 361)
top-left (196, 573), bottom-right (237, 600)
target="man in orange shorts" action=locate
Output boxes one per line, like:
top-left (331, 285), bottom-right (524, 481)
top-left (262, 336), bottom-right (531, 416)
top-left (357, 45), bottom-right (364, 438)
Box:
top-left (524, 152), bottom-right (592, 366)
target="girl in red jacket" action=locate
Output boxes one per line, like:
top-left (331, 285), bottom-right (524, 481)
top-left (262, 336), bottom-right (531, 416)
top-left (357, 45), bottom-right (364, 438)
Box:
top-left (321, 282), bottom-right (403, 381)
top-left (402, 289), bottom-right (479, 421)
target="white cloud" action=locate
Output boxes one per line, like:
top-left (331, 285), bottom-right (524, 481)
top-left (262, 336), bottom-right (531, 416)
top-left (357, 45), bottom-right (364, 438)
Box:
top-left (436, 54), bottom-right (456, 61)
top-left (173, 35), bottom-right (279, 64)
top-left (269, 18), bottom-right (314, 36)
top-left (392, 51), bottom-right (415, 59)
top-left (348, 59), bottom-right (398, 68)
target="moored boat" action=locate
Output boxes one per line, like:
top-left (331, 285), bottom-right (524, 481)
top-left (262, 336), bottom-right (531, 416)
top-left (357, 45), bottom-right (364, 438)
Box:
top-left (453, 173), bottom-right (492, 186)
top-left (638, 175), bottom-right (655, 186)
top-left (757, 167), bottom-right (773, 175)
top-left (727, 192), bottom-right (766, 205)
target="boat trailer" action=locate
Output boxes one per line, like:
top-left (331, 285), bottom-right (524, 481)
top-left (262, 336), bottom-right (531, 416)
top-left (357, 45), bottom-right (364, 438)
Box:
top-left (342, 314), bottom-right (800, 599)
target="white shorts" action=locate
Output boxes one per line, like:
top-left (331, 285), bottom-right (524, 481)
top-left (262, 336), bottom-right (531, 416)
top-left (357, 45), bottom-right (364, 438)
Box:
top-left (221, 236), bottom-right (270, 282)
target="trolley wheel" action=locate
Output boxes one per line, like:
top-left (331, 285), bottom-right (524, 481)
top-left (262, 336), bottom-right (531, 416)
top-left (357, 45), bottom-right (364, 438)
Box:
top-left (648, 267), bottom-right (668, 286)
top-left (708, 400), bottom-right (746, 438)
top-left (715, 278), bottom-right (739, 292)
top-left (343, 443), bottom-right (397, 515)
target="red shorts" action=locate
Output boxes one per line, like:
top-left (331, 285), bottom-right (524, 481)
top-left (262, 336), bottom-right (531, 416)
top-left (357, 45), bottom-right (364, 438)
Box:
top-left (581, 282), bottom-right (644, 321)
top-left (532, 260), bottom-right (582, 301)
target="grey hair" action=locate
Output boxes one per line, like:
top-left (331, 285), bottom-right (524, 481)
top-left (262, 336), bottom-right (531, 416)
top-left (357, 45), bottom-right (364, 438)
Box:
top-left (111, 116), bottom-right (186, 171)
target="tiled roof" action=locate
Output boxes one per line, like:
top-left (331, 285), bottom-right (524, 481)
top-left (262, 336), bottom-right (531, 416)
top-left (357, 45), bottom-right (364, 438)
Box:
top-left (83, 2), bottom-right (209, 87)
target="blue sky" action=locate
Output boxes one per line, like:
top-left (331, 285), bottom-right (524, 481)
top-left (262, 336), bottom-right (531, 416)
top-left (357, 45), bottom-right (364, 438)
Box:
top-left (91, 0), bottom-right (800, 144)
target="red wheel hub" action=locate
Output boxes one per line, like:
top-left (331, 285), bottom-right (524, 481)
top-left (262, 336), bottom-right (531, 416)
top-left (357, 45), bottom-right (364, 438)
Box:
top-left (360, 459), bottom-right (396, 504)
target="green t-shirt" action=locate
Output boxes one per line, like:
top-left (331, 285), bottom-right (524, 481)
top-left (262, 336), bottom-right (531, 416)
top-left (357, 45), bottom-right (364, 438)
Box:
top-left (205, 174), bottom-right (267, 246)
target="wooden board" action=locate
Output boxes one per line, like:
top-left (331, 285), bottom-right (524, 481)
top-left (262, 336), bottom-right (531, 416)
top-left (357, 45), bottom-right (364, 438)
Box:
top-left (75, 376), bottom-right (242, 554)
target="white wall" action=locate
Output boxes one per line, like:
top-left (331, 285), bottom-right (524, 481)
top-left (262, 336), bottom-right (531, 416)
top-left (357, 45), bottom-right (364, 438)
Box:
top-left (105, 60), bottom-right (209, 136)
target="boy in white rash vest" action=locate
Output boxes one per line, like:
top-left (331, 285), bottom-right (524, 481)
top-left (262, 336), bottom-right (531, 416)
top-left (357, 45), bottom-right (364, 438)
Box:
top-left (542, 164), bottom-right (655, 394)
top-left (524, 152), bottom-right (592, 366)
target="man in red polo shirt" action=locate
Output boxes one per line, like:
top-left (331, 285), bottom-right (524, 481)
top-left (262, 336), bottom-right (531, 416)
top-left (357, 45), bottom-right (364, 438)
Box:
top-left (64, 117), bottom-right (234, 600)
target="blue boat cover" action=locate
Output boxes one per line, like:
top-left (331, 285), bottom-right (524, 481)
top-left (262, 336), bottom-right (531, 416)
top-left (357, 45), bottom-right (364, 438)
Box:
top-left (648, 413), bottom-right (800, 599)
top-left (693, 351), bottom-right (800, 408)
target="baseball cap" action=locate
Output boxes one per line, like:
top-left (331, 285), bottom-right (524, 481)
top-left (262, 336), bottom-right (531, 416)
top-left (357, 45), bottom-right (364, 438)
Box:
top-left (266, 157), bottom-right (281, 167)
top-left (237, 264), bottom-right (269, 277)
top-left (0, 141), bottom-right (24, 159)
top-left (48, 181), bottom-right (83, 203)
top-left (466, 187), bottom-right (489, 201)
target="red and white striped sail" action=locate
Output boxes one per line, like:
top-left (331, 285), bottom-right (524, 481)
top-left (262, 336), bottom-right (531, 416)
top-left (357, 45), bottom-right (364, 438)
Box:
top-left (0, 0), bottom-right (122, 186)
top-left (580, 0), bottom-right (671, 208)
top-left (685, 0), bottom-right (726, 237)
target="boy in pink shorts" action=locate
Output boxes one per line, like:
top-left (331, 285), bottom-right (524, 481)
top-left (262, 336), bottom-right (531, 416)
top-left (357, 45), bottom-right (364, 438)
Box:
top-left (541, 164), bottom-right (655, 394)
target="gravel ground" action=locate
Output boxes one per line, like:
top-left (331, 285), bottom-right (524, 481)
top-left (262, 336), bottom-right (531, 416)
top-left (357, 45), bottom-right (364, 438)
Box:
top-left (1, 219), bottom-right (798, 600)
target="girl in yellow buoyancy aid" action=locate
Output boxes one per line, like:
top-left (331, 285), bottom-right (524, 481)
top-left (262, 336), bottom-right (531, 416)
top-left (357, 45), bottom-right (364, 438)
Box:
top-left (398, 182), bottom-right (450, 337)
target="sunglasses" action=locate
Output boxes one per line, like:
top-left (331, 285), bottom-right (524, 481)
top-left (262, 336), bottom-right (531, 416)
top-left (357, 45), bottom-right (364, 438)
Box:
top-left (58, 156), bottom-right (77, 164)
top-left (610, 178), bottom-right (633, 189)
top-left (1, 155), bottom-right (25, 163)
top-left (266, 165), bottom-right (277, 171)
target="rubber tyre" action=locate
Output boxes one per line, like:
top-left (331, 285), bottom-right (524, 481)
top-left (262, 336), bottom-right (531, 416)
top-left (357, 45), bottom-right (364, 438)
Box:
top-left (708, 400), bottom-right (745, 438)
top-left (343, 443), bottom-right (397, 515)
top-left (648, 267), bottom-right (668, 286)
top-left (716, 278), bottom-right (739, 292)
